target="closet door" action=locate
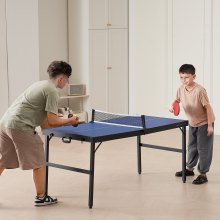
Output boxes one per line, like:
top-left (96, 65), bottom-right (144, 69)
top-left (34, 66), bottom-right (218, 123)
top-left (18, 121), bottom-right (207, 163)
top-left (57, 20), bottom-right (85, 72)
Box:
top-left (89, 30), bottom-right (108, 111)
top-left (108, 29), bottom-right (128, 113)
top-left (89, 0), bottom-right (128, 114)
top-left (89, 0), bottom-right (108, 29)
top-left (108, 0), bottom-right (128, 28)
top-left (89, 0), bottom-right (128, 29)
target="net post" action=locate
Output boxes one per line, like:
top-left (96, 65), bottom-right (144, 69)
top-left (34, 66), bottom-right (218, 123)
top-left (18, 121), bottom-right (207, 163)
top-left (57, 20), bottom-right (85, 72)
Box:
top-left (91, 109), bottom-right (95, 122)
top-left (141, 115), bottom-right (146, 131)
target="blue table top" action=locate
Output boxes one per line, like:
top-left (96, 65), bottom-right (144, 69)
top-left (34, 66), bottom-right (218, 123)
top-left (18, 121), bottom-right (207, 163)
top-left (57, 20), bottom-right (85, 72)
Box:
top-left (43, 116), bottom-right (188, 142)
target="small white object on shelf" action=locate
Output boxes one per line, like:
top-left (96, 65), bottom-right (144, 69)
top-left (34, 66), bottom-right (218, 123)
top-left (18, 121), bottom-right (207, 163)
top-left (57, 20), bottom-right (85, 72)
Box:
top-left (68, 84), bottom-right (86, 96)
top-left (59, 94), bottom-right (89, 123)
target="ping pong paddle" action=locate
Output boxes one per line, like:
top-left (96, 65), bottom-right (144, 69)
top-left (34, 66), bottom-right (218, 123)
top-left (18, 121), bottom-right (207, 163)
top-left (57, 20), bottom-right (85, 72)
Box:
top-left (172, 101), bottom-right (180, 116)
top-left (68, 114), bottom-right (79, 127)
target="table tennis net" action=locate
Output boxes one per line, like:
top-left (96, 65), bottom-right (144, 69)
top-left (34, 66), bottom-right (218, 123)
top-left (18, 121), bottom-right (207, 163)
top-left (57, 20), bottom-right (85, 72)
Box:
top-left (93, 110), bottom-right (146, 128)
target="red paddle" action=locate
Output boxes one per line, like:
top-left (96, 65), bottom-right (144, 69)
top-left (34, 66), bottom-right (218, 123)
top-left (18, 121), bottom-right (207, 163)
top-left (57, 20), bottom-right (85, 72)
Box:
top-left (172, 101), bottom-right (180, 116)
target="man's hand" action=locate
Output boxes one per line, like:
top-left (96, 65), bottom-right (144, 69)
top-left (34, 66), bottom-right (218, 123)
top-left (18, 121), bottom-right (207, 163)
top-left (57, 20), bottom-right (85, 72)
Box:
top-left (68, 114), bottom-right (79, 126)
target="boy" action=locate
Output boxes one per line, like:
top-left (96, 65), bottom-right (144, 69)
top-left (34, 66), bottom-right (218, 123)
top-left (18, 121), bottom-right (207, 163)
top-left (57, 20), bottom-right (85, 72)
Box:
top-left (170, 64), bottom-right (215, 185)
top-left (0, 60), bottom-right (79, 206)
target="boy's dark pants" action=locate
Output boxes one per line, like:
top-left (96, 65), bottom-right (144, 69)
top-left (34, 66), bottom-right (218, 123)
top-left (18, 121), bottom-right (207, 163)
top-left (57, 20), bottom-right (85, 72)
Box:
top-left (187, 124), bottom-right (214, 174)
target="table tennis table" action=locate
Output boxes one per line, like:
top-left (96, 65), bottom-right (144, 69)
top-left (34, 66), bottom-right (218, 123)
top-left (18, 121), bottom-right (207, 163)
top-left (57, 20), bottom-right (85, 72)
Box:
top-left (43, 109), bottom-right (188, 208)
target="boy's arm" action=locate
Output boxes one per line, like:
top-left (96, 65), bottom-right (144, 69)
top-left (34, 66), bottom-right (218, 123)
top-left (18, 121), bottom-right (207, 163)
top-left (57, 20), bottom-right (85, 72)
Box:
top-left (205, 104), bottom-right (214, 136)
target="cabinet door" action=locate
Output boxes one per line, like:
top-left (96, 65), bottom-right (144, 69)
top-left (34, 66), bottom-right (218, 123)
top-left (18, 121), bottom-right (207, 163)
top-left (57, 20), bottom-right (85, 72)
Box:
top-left (89, 0), bottom-right (108, 29)
top-left (89, 30), bottom-right (108, 111)
top-left (108, 29), bottom-right (128, 113)
top-left (89, 0), bottom-right (128, 29)
top-left (108, 0), bottom-right (128, 28)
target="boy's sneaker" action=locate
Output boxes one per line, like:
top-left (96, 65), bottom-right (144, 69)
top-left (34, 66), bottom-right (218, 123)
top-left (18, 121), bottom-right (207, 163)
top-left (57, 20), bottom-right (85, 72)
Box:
top-left (175, 169), bottom-right (195, 177)
top-left (192, 175), bottom-right (208, 185)
top-left (35, 194), bottom-right (58, 207)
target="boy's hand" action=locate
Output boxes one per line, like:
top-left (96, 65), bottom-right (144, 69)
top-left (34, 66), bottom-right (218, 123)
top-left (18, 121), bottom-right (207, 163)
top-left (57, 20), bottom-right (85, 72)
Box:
top-left (169, 105), bottom-right (174, 113)
top-left (207, 125), bottom-right (214, 136)
top-left (169, 101), bottom-right (177, 113)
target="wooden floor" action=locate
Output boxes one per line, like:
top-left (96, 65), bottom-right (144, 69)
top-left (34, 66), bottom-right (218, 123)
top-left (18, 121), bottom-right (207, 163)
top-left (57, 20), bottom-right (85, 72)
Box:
top-left (1, 129), bottom-right (220, 220)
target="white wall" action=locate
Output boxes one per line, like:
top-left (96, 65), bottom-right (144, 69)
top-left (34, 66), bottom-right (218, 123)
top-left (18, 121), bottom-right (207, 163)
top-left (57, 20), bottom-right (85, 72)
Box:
top-left (128, 0), bottom-right (137, 115)
top-left (6, 0), bottom-right (40, 103)
top-left (129, 0), bottom-right (220, 134)
top-left (38, 0), bottom-right (68, 81)
top-left (0, 0), bottom-right (9, 117)
top-left (129, 0), bottom-right (168, 117)
top-left (212, 0), bottom-right (220, 135)
top-left (0, 0), bottom-right (69, 118)
top-left (68, 0), bottom-right (89, 84)
top-left (68, 0), bottom-right (90, 113)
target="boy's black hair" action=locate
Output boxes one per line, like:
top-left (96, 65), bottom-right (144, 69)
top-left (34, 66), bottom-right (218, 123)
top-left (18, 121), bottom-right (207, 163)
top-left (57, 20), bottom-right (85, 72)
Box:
top-left (179, 64), bottom-right (195, 75)
top-left (47, 61), bottom-right (72, 78)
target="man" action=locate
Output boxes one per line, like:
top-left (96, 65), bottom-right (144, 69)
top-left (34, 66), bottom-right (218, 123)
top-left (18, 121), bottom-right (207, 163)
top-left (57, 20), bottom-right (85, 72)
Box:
top-left (0, 61), bottom-right (78, 206)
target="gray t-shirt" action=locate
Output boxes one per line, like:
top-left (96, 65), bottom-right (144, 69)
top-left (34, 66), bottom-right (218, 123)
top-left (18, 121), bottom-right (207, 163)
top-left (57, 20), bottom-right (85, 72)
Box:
top-left (0, 80), bottom-right (59, 131)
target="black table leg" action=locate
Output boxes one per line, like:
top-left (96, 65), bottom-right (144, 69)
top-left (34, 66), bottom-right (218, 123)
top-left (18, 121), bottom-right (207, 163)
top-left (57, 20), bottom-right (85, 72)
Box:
top-left (88, 141), bottom-right (95, 208)
top-left (137, 136), bottom-right (142, 174)
top-left (182, 126), bottom-right (186, 183)
top-left (44, 135), bottom-right (50, 195)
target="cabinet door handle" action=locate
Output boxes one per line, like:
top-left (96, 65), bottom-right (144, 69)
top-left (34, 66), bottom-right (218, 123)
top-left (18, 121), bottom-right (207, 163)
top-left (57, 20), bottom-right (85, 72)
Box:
top-left (107, 23), bottom-right (112, 26)
top-left (107, 67), bottom-right (112, 70)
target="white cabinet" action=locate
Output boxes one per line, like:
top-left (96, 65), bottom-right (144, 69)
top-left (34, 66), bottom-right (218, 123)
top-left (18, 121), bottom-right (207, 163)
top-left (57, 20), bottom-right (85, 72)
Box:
top-left (89, 0), bottom-right (108, 29)
top-left (89, 0), bottom-right (128, 29)
top-left (89, 29), bottom-right (128, 113)
top-left (89, 30), bottom-right (108, 111)
top-left (108, 29), bottom-right (128, 113)
top-left (89, 0), bottom-right (128, 114)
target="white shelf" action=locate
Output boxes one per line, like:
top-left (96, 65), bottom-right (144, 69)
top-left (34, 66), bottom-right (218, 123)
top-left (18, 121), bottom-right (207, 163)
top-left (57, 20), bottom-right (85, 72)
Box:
top-left (60, 95), bottom-right (89, 99)
top-left (59, 95), bottom-right (89, 122)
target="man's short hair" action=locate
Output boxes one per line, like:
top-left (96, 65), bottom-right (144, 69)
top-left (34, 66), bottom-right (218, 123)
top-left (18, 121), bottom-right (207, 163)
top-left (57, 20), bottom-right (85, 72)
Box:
top-left (47, 61), bottom-right (72, 78)
top-left (179, 64), bottom-right (195, 75)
